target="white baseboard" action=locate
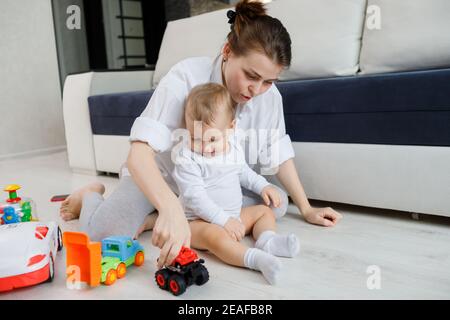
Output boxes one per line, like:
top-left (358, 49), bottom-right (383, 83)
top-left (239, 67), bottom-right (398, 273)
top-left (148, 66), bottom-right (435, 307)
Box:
top-left (0, 145), bottom-right (67, 161)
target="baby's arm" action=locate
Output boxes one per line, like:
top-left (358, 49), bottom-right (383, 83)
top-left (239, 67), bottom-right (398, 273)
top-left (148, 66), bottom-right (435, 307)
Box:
top-left (173, 157), bottom-right (230, 227)
top-left (240, 163), bottom-right (281, 207)
top-left (239, 162), bottom-right (271, 196)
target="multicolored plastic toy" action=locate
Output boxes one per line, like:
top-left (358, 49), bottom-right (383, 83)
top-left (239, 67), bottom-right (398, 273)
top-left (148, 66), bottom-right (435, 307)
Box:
top-left (63, 232), bottom-right (145, 287)
top-left (0, 221), bottom-right (63, 292)
top-left (0, 184), bottom-right (38, 225)
top-left (155, 246), bottom-right (209, 296)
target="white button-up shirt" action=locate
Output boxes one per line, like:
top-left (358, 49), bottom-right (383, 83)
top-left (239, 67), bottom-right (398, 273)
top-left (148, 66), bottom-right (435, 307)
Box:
top-left (128, 55), bottom-right (295, 194)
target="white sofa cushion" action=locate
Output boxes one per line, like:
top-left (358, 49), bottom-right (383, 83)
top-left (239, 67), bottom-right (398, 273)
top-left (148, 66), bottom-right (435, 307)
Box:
top-left (269, 0), bottom-right (367, 80)
top-left (359, 0), bottom-right (450, 74)
top-left (153, 0), bottom-right (367, 86)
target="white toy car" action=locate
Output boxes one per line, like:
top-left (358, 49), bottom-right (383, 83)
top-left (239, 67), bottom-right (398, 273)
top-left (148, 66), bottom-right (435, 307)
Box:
top-left (0, 221), bottom-right (62, 292)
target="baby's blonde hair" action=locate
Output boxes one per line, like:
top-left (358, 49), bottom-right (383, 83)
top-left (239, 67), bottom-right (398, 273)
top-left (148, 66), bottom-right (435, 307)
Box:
top-left (185, 83), bottom-right (235, 126)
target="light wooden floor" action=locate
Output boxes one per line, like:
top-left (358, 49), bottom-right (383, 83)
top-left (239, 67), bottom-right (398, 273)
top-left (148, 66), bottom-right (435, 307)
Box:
top-left (1, 151), bottom-right (449, 299)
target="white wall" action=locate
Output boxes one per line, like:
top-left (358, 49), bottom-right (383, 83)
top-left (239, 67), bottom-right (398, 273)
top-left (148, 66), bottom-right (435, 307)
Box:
top-left (0, 0), bottom-right (65, 158)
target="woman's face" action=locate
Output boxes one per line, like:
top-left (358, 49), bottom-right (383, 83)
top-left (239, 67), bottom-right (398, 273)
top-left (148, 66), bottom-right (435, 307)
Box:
top-left (222, 46), bottom-right (284, 104)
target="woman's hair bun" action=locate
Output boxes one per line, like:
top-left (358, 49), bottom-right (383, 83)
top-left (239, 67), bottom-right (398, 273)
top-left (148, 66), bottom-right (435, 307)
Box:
top-left (225, 0), bottom-right (292, 68)
top-left (235, 0), bottom-right (267, 22)
top-left (229, 0), bottom-right (267, 34)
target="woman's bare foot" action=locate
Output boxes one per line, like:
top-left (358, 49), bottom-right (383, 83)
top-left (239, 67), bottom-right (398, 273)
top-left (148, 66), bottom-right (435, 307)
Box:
top-left (134, 213), bottom-right (158, 239)
top-left (59, 182), bottom-right (105, 221)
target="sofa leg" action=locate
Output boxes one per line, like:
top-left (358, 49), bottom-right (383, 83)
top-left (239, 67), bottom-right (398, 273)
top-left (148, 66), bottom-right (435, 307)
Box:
top-left (411, 213), bottom-right (421, 221)
top-left (71, 168), bottom-right (100, 176)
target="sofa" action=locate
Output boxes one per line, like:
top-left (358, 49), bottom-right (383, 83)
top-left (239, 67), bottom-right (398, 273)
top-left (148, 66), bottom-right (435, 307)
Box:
top-left (62, 0), bottom-right (450, 218)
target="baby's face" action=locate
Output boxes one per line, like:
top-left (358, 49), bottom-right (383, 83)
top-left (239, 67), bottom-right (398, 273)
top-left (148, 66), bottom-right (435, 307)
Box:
top-left (185, 111), bottom-right (234, 157)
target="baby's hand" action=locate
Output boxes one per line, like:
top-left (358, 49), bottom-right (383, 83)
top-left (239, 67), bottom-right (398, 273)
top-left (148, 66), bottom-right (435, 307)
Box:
top-left (224, 217), bottom-right (245, 242)
top-left (261, 185), bottom-right (281, 208)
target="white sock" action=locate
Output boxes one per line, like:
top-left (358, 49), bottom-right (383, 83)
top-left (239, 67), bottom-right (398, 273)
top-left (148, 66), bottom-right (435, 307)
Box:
top-left (244, 248), bottom-right (282, 285)
top-left (255, 230), bottom-right (300, 258)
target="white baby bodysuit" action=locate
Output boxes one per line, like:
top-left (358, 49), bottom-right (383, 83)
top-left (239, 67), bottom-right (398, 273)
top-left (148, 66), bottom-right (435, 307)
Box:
top-left (172, 135), bottom-right (270, 227)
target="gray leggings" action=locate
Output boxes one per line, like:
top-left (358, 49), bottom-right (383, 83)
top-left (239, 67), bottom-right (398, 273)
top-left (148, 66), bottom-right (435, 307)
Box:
top-left (79, 176), bottom-right (289, 241)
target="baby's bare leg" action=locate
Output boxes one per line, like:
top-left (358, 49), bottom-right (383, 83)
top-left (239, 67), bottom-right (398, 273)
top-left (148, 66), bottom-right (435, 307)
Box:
top-left (189, 219), bottom-right (282, 284)
top-left (240, 205), bottom-right (276, 240)
top-left (241, 205), bottom-right (300, 258)
top-left (189, 220), bottom-right (247, 266)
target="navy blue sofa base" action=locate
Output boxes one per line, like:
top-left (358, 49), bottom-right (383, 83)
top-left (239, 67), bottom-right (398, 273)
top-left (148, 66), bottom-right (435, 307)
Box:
top-left (88, 68), bottom-right (450, 146)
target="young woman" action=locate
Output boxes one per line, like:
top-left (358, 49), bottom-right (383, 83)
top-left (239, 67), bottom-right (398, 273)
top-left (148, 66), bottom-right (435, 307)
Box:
top-left (60, 0), bottom-right (342, 269)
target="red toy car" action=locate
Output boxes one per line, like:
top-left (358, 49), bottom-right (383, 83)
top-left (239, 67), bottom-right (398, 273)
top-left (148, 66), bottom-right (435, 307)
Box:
top-left (155, 246), bottom-right (209, 296)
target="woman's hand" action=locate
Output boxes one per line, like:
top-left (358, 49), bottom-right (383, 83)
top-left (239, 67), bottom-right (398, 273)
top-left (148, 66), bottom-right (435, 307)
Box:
top-left (153, 201), bottom-right (191, 269)
top-left (261, 185), bottom-right (281, 208)
top-left (302, 206), bottom-right (343, 227)
top-left (224, 217), bottom-right (245, 241)
top-left (127, 142), bottom-right (191, 269)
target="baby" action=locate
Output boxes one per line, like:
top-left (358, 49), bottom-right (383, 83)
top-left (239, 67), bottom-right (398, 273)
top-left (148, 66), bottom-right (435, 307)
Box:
top-left (172, 83), bottom-right (300, 285)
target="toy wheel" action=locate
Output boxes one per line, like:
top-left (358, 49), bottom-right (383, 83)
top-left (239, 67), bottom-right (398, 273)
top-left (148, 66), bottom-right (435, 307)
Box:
top-left (117, 263), bottom-right (127, 279)
top-left (104, 269), bottom-right (118, 286)
top-left (155, 269), bottom-right (170, 290)
top-left (134, 251), bottom-right (144, 266)
top-left (168, 274), bottom-right (186, 296)
top-left (57, 227), bottom-right (63, 251)
top-left (46, 253), bottom-right (55, 283)
top-left (195, 264), bottom-right (209, 286)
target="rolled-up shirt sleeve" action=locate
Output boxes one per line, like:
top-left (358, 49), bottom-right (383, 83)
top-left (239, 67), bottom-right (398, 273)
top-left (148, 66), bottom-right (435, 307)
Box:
top-left (129, 79), bottom-right (185, 153)
top-left (258, 92), bottom-right (295, 174)
top-left (129, 117), bottom-right (173, 153)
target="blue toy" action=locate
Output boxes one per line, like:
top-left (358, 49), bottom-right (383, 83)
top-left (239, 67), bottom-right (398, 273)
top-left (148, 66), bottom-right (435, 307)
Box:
top-left (101, 236), bottom-right (145, 263)
top-left (2, 207), bottom-right (20, 224)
